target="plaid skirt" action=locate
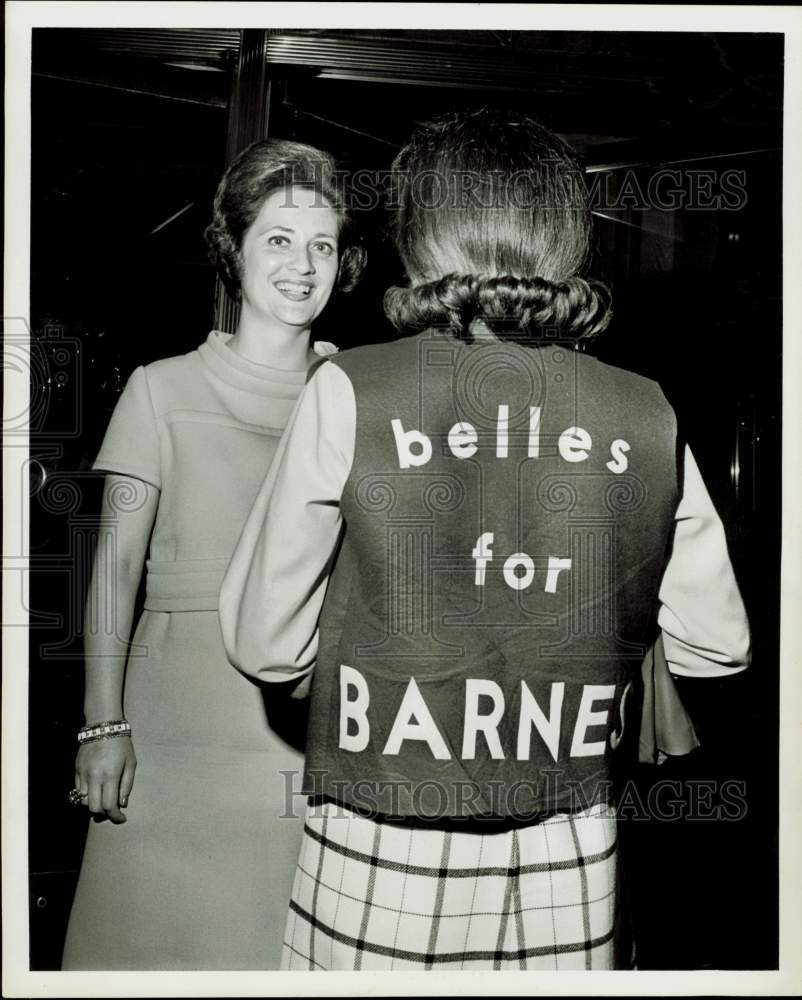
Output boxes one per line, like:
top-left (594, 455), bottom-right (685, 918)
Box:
top-left (281, 798), bottom-right (618, 971)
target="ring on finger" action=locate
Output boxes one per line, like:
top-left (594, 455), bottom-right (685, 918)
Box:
top-left (68, 788), bottom-right (88, 806)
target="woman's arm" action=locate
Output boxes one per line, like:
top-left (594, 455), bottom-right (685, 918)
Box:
top-left (220, 362), bottom-right (356, 682)
top-left (658, 445), bottom-right (751, 676)
top-left (76, 474), bottom-right (159, 822)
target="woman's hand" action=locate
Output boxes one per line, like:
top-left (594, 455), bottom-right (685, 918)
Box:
top-left (75, 737), bottom-right (137, 824)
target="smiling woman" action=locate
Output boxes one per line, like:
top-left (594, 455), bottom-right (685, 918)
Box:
top-left (236, 186), bottom-right (341, 349)
top-left (205, 140), bottom-right (365, 355)
top-left (60, 139), bottom-right (366, 970)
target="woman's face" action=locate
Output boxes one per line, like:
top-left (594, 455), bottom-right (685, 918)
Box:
top-left (238, 185), bottom-right (340, 335)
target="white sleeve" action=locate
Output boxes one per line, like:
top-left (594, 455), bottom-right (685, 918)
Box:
top-left (219, 362), bottom-right (356, 682)
top-left (658, 445), bottom-right (751, 677)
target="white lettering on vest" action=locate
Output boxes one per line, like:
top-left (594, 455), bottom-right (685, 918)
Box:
top-left (390, 413), bottom-right (634, 475)
top-left (503, 553), bottom-right (535, 591)
top-left (517, 680), bottom-right (565, 761)
top-left (558, 426), bottom-right (592, 462)
top-left (391, 418), bottom-right (432, 469)
top-left (606, 439), bottom-right (631, 474)
top-left (544, 557), bottom-right (572, 594)
top-left (336, 669), bottom-right (632, 764)
top-left (496, 405), bottom-right (509, 458)
top-left (339, 665), bottom-right (370, 752)
top-left (382, 677), bottom-right (451, 759)
top-left (462, 679), bottom-right (506, 760)
top-left (448, 421), bottom-right (478, 459)
top-left (472, 539), bottom-right (572, 593)
top-left (472, 532), bottom-right (494, 586)
top-left (570, 684), bottom-right (616, 757)
top-left (528, 406), bottom-right (541, 458)
top-left (609, 680), bottom-right (633, 750)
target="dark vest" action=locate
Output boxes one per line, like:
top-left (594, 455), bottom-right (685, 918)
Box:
top-left (303, 331), bottom-right (679, 820)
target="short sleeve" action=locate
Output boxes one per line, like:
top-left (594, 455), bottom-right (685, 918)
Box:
top-left (93, 365), bottom-right (162, 489)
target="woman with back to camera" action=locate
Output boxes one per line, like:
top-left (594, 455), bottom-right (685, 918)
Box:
top-left (221, 109), bottom-right (750, 970)
top-left (61, 138), bottom-right (365, 970)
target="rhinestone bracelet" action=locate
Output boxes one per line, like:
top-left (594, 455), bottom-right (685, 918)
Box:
top-left (78, 719), bottom-right (131, 744)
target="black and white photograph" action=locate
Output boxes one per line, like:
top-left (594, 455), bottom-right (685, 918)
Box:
top-left (3, 2), bottom-right (801, 995)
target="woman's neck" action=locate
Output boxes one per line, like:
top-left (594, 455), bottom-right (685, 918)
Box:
top-left (227, 315), bottom-right (314, 370)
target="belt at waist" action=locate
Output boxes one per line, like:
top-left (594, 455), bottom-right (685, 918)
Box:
top-left (144, 558), bottom-right (230, 612)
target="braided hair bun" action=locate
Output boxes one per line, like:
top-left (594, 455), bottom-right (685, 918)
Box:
top-left (384, 273), bottom-right (611, 343)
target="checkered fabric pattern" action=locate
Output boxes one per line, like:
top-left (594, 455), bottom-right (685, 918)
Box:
top-left (281, 799), bottom-right (618, 970)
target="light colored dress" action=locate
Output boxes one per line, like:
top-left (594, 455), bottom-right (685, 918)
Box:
top-left (62, 330), bottom-right (335, 970)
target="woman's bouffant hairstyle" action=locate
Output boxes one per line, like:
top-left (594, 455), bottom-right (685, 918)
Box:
top-left (205, 138), bottom-right (366, 299)
top-left (384, 109), bottom-right (610, 342)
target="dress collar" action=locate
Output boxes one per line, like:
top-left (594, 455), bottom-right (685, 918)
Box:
top-left (197, 330), bottom-right (338, 397)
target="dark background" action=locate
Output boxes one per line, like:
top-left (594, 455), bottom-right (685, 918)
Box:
top-left (28, 28), bottom-right (782, 970)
